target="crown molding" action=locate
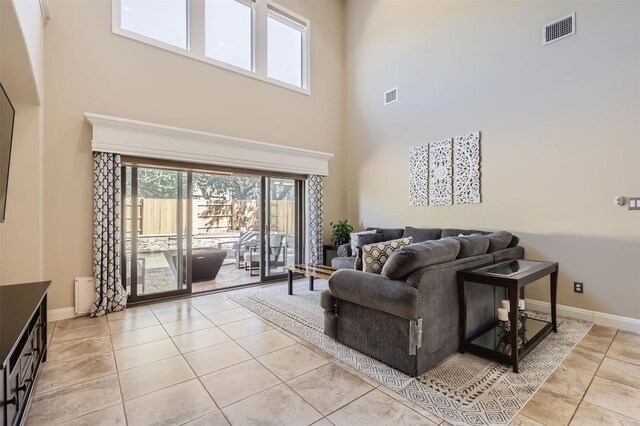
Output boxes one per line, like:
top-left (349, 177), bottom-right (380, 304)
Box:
top-left (84, 113), bottom-right (333, 176)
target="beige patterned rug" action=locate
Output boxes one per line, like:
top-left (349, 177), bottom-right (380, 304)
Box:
top-left (228, 280), bottom-right (592, 425)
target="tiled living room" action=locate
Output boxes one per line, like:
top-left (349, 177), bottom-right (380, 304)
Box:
top-left (0, 0), bottom-right (638, 425)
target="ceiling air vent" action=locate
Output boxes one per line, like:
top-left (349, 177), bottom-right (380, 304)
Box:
top-left (384, 87), bottom-right (398, 105)
top-left (543, 13), bottom-right (576, 45)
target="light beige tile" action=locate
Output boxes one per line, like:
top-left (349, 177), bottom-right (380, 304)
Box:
top-left (332, 360), bottom-right (380, 388)
top-left (153, 306), bottom-right (203, 324)
top-left (300, 341), bottom-right (335, 361)
top-left (570, 401), bottom-right (640, 426)
top-left (184, 340), bottom-right (252, 376)
top-left (288, 363), bottom-right (374, 415)
top-left (222, 383), bottom-right (322, 426)
top-left (562, 345), bottom-right (605, 373)
top-left (218, 316), bottom-right (273, 339)
top-left (47, 335), bottom-right (112, 365)
top-left (200, 359), bottom-right (281, 408)
top-left (327, 389), bottom-right (434, 426)
top-left (615, 331), bottom-right (640, 347)
top-left (114, 338), bottom-right (179, 371)
top-left (542, 363), bottom-right (593, 398)
top-left (111, 324), bottom-right (168, 350)
top-left (149, 299), bottom-right (193, 312)
top-left (119, 355), bottom-right (196, 400)
top-left (236, 329), bottom-right (297, 357)
top-left (257, 343), bottom-right (330, 381)
top-left (162, 316), bottom-right (214, 337)
top-left (588, 324), bottom-right (618, 339)
top-left (584, 376), bottom-right (640, 421)
top-left (377, 385), bottom-right (443, 425)
top-left (124, 379), bottom-right (217, 426)
top-left (191, 294), bottom-right (230, 306)
top-left (577, 333), bottom-right (615, 354)
top-left (184, 411), bottom-right (230, 426)
top-left (597, 356), bottom-right (640, 389)
top-left (27, 375), bottom-right (121, 425)
top-left (47, 322), bottom-right (55, 344)
top-left (205, 307), bottom-right (255, 325)
top-left (193, 299), bottom-right (239, 314)
top-left (510, 414), bottom-right (545, 425)
top-left (520, 386), bottom-right (581, 426)
top-left (171, 327), bottom-right (231, 353)
top-left (55, 315), bottom-right (107, 331)
top-left (311, 419), bottom-right (334, 426)
top-left (36, 352), bottom-right (116, 395)
top-left (108, 315), bottom-right (160, 334)
top-left (279, 328), bottom-right (304, 343)
top-left (608, 337), bottom-right (640, 366)
top-left (107, 305), bottom-right (153, 322)
top-left (58, 404), bottom-right (126, 426)
top-left (50, 322), bottom-right (110, 344)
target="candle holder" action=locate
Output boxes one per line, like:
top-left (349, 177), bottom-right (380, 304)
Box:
top-left (496, 309), bottom-right (529, 355)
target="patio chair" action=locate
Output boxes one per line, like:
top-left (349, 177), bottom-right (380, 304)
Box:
top-left (243, 233), bottom-right (288, 276)
top-left (217, 230), bottom-right (260, 268)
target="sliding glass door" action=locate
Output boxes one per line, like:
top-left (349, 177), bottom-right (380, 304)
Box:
top-left (261, 177), bottom-right (303, 280)
top-left (124, 167), bottom-right (191, 302)
top-left (123, 163), bottom-right (304, 302)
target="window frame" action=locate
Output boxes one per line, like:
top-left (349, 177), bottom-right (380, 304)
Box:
top-left (112, 0), bottom-right (310, 94)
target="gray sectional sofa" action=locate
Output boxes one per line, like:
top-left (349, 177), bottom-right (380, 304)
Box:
top-left (322, 227), bottom-right (523, 376)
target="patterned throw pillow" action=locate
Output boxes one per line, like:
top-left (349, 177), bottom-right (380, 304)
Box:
top-left (362, 237), bottom-right (413, 274)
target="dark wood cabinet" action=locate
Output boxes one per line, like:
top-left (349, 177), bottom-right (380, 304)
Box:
top-left (0, 281), bottom-right (50, 426)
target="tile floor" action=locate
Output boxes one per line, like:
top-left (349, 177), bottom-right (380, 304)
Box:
top-left (27, 288), bottom-right (640, 426)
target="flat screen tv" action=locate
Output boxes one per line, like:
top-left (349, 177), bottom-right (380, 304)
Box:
top-left (0, 82), bottom-right (15, 223)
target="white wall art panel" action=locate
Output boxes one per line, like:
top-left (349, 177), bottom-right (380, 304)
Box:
top-left (429, 138), bottom-right (453, 206)
top-left (409, 144), bottom-right (429, 206)
top-left (454, 132), bottom-right (481, 204)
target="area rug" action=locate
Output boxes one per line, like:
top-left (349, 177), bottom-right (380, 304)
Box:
top-left (227, 280), bottom-right (592, 426)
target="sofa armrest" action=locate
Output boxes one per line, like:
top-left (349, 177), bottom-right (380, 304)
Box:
top-left (337, 243), bottom-right (352, 257)
top-left (328, 269), bottom-right (418, 320)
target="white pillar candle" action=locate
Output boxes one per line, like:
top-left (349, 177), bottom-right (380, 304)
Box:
top-left (501, 300), bottom-right (510, 310)
top-left (497, 308), bottom-right (509, 322)
top-left (519, 299), bottom-right (526, 311)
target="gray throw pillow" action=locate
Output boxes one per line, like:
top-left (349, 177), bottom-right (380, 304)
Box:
top-left (354, 233), bottom-right (385, 270)
top-left (402, 227), bottom-right (442, 243)
top-left (366, 227), bottom-right (405, 241)
top-left (449, 235), bottom-right (490, 258)
top-left (350, 230), bottom-right (377, 255)
top-left (486, 231), bottom-right (513, 253)
top-left (381, 239), bottom-right (461, 280)
top-left (441, 228), bottom-right (487, 238)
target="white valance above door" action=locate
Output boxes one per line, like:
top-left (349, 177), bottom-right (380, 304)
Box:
top-left (84, 113), bottom-right (333, 176)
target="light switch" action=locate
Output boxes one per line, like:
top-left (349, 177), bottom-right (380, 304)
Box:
top-left (629, 198), bottom-right (640, 210)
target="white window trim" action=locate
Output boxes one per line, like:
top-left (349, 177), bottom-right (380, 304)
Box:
top-left (112, 0), bottom-right (310, 95)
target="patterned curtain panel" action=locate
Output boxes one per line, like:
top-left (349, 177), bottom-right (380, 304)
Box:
top-left (307, 175), bottom-right (324, 264)
top-left (91, 152), bottom-right (127, 317)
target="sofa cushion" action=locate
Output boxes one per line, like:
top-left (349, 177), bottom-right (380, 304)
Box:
top-left (382, 238), bottom-right (461, 280)
top-left (366, 227), bottom-right (405, 241)
top-left (441, 228), bottom-right (487, 238)
top-left (507, 235), bottom-right (520, 248)
top-left (449, 234), bottom-right (490, 258)
top-left (362, 237), bottom-right (413, 274)
top-left (354, 233), bottom-right (385, 270)
top-left (486, 231), bottom-right (513, 253)
top-left (350, 230), bottom-right (377, 255)
top-left (402, 226), bottom-right (442, 242)
top-left (337, 243), bottom-right (352, 257)
top-left (331, 256), bottom-right (356, 270)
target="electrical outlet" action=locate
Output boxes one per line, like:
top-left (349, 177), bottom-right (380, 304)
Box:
top-left (574, 282), bottom-right (584, 293)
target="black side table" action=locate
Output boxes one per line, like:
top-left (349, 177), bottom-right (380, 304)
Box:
top-left (457, 259), bottom-right (558, 373)
top-left (322, 244), bottom-right (339, 266)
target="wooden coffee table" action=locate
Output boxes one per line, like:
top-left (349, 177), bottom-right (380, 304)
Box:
top-left (287, 264), bottom-right (336, 295)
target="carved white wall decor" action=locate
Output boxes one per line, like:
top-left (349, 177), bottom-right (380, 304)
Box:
top-left (409, 144), bottom-right (429, 206)
top-left (454, 132), bottom-right (481, 204)
top-left (429, 138), bottom-right (453, 206)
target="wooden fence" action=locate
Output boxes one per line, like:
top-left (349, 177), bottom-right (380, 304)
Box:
top-left (124, 198), bottom-right (295, 235)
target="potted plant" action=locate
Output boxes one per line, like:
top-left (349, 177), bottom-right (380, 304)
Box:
top-left (330, 220), bottom-right (353, 246)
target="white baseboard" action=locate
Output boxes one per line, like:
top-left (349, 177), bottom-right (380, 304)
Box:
top-left (525, 299), bottom-right (640, 333)
top-left (47, 307), bottom-right (81, 322)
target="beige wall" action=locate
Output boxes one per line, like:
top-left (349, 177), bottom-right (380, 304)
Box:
top-left (345, 1), bottom-right (640, 319)
top-left (0, 0), bottom-right (45, 285)
top-left (43, 0), bottom-right (346, 309)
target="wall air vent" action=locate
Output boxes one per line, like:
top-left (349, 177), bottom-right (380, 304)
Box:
top-left (544, 13), bottom-right (576, 45)
top-left (384, 87), bottom-right (398, 105)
